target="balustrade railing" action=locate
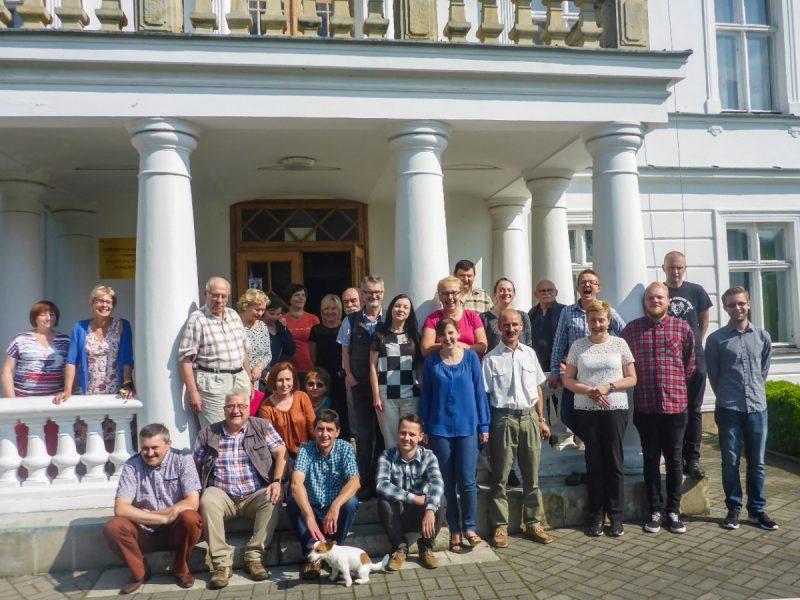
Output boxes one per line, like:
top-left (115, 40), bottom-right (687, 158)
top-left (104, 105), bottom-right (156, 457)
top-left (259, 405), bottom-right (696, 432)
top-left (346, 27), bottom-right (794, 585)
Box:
top-left (0, 394), bottom-right (142, 513)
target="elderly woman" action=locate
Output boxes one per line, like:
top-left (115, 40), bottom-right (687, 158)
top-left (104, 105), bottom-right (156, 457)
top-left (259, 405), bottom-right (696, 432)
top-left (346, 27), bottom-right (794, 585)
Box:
top-left (55, 285), bottom-right (134, 403)
top-left (481, 278), bottom-right (533, 351)
top-left (258, 361), bottom-right (316, 458)
top-left (309, 294), bottom-right (348, 435)
top-left (563, 300), bottom-right (636, 538)
top-left (420, 317), bottom-right (490, 554)
top-left (237, 288), bottom-right (272, 390)
top-left (421, 276), bottom-right (487, 357)
top-left (283, 283), bottom-right (319, 385)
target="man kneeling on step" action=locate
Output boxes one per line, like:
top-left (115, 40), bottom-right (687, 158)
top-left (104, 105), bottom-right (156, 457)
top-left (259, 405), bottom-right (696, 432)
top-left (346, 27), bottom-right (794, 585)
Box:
top-left (194, 390), bottom-right (287, 589)
top-left (377, 413), bottom-right (445, 571)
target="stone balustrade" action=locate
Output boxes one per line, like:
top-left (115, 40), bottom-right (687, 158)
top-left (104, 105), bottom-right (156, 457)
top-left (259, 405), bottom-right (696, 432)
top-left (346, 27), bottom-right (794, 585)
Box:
top-left (0, 394), bottom-right (142, 514)
top-left (0, 0), bottom-right (650, 50)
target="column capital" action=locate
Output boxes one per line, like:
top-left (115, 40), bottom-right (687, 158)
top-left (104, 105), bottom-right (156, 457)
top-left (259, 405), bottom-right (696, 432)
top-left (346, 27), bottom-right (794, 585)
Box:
top-left (0, 175), bottom-right (49, 212)
top-left (127, 117), bottom-right (201, 153)
top-left (388, 120), bottom-right (450, 151)
top-left (583, 121), bottom-right (644, 154)
top-left (524, 169), bottom-right (573, 210)
top-left (51, 208), bottom-right (97, 237)
top-left (486, 196), bottom-right (530, 230)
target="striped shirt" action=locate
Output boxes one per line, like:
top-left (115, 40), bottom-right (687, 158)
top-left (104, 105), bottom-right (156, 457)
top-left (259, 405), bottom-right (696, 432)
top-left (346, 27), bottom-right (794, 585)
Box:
top-left (376, 446), bottom-right (443, 512)
top-left (5, 332), bottom-right (70, 396)
top-left (550, 302), bottom-right (626, 377)
top-left (178, 306), bottom-right (248, 371)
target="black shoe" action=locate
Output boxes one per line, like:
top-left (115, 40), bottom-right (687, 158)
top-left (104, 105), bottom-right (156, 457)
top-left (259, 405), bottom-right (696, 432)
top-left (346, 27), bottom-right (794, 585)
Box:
top-left (722, 510), bottom-right (740, 530)
top-left (586, 518), bottom-right (604, 537)
top-left (749, 512), bottom-right (779, 531)
top-left (565, 472), bottom-right (582, 486)
top-left (684, 461), bottom-right (705, 480)
top-left (507, 470), bottom-right (521, 487)
top-left (665, 512), bottom-right (686, 534)
top-left (643, 512), bottom-right (662, 534)
top-left (608, 521), bottom-right (624, 537)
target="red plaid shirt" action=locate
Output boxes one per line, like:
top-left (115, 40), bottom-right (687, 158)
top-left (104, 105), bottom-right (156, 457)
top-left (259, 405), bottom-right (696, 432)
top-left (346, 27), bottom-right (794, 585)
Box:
top-left (621, 315), bottom-right (696, 414)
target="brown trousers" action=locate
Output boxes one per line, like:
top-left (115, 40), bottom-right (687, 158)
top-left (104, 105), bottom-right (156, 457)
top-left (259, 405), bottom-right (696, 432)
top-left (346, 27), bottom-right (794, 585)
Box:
top-left (103, 510), bottom-right (203, 580)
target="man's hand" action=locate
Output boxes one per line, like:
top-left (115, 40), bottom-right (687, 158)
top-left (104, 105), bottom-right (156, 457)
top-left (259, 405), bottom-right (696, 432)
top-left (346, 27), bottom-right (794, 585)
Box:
top-left (323, 503), bottom-right (340, 536)
top-left (539, 420), bottom-right (551, 440)
top-left (479, 432), bottom-right (489, 445)
top-left (421, 509), bottom-right (435, 540)
top-left (265, 482), bottom-right (283, 505)
top-left (163, 504), bottom-right (192, 525)
top-left (345, 373), bottom-right (358, 389)
top-left (306, 514), bottom-right (326, 543)
top-left (411, 494), bottom-right (426, 507)
top-left (373, 397), bottom-right (383, 413)
top-left (547, 375), bottom-right (559, 390)
top-left (187, 389), bottom-right (202, 413)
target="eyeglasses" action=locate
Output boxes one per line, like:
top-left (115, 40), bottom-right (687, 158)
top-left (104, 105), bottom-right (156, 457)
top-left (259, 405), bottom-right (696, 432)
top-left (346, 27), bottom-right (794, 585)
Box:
top-left (579, 281), bottom-right (600, 288)
top-left (439, 290), bottom-right (459, 297)
top-left (537, 288), bottom-right (555, 294)
top-left (724, 302), bottom-right (749, 309)
top-left (363, 291), bottom-right (383, 298)
top-left (224, 403), bottom-right (249, 411)
top-left (306, 381), bottom-right (325, 388)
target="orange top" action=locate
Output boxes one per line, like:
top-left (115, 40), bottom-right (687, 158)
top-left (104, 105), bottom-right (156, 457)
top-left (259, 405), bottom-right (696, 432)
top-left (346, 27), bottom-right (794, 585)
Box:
top-left (258, 391), bottom-right (316, 456)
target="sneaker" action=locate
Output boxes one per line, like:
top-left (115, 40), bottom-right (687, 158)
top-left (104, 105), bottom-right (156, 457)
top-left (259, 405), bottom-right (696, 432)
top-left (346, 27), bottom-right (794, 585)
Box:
top-left (491, 526), bottom-right (509, 548)
top-left (524, 524), bottom-right (554, 544)
top-left (750, 512), bottom-right (779, 531)
top-left (419, 548), bottom-right (438, 569)
top-left (209, 566), bottom-right (232, 589)
top-left (643, 512), bottom-right (662, 534)
top-left (665, 512), bottom-right (687, 534)
top-left (722, 510), bottom-right (740, 530)
top-left (608, 521), bottom-right (624, 537)
top-left (244, 559), bottom-right (269, 581)
top-left (587, 519), bottom-right (604, 537)
top-left (386, 548), bottom-right (407, 571)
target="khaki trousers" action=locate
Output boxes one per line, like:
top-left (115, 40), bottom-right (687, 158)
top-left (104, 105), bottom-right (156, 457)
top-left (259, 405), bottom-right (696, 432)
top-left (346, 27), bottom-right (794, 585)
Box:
top-left (194, 370), bottom-right (251, 428)
top-left (488, 408), bottom-right (545, 528)
top-left (200, 486), bottom-right (280, 568)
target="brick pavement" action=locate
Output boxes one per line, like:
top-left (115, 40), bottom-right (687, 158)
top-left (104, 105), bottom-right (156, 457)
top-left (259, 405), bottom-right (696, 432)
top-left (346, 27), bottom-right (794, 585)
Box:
top-left (2, 436), bottom-right (799, 600)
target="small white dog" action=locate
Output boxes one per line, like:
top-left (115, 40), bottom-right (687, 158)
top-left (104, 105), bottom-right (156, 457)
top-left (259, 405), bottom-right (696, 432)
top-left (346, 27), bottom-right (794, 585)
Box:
top-left (307, 540), bottom-right (390, 587)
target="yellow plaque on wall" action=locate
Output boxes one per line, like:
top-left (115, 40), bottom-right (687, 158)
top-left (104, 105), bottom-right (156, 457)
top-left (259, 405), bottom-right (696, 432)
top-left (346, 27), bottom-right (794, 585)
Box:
top-left (99, 238), bottom-right (136, 279)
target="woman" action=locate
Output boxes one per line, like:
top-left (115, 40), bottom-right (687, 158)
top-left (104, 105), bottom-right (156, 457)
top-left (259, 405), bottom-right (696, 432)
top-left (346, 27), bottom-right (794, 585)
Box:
top-left (562, 300), bottom-right (636, 538)
top-left (309, 294), bottom-right (348, 436)
top-left (421, 276), bottom-right (488, 357)
top-left (420, 318), bottom-right (490, 554)
top-left (237, 289), bottom-right (272, 391)
top-left (369, 293), bottom-right (421, 448)
top-left (283, 283), bottom-right (319, 384)
top-left (54, 285), bottom-right (134, 403)
top-left (481, 278), bottom-right (533, 351)
top-left (264, 292), bottom-right (295, 368)
top-left (304, 367), bottom-right (332, 415)
top-left (258, 361), bottom-right (316, 458)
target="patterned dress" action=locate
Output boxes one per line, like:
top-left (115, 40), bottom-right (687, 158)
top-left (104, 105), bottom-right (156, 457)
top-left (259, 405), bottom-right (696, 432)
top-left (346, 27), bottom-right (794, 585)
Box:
top-left (85, 319), bottom-right (122, 394)
top-left (244, 319), bottom-right (272, 372)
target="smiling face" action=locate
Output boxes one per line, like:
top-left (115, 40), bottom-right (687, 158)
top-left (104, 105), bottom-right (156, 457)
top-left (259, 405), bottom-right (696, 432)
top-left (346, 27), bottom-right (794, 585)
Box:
top-left (223, 394), bottom-right (250, 430)
top-left (205, 280), bottom-right (230, 316)
top-left (499, 310), bottom-right (522, 346)
top-left (455, 267), bottom-right (476, 291)
top-left (587, 310), bottom-right (610, 337)
top-left (313, 419), bottom-right (340, 453)
top-left (92, 293), bottom-right (115, 319)
top-left (274, 368), bottom-right (295, 396)
top-left (494, 280), bottom-right (515, 307)
top-left (321, 302), bottom-right (341, 325)
top-left (438, 281), bottom-right (461, 312)
top-left (438, 322), bottom-right (460, 349)
top-left (263, 306), bottom-right (282, 325)
top-left (644, 284), bottom-right (669, 320)
top-left (34, 310), bottom-right (56, 333)
top-left (342, 288), bottom-right (361, 315)
top-left (397, 419), bottom-right (422, 455)
top-left (290, 289), bottom-right (307, 311)
top-left (362, 282), bottom-right (384, 310)
top-left (723, 292), bottom-right (751, 325)
top-left (577, 273), bottom-right (601, 306)
top-left (391, 297), bottom-right (411, 324)
top-left (305, 374), bottom-right (327, 402)
top-left (139, 435), bottom-right (171, 468)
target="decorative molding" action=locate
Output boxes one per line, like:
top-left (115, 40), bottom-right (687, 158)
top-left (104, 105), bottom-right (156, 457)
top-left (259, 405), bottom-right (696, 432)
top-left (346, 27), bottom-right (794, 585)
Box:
top-left (790, 126), bottom-right (800, 138)
top-left (707, 124), bottom-right (723, 136)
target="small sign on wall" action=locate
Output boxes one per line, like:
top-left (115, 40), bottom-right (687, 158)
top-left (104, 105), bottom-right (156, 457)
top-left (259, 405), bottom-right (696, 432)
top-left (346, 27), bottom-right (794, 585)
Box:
top-left (99, 238), bottom-right (136, 279)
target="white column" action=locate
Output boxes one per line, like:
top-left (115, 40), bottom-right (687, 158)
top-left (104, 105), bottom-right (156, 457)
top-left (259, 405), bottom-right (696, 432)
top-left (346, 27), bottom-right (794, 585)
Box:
top-left (128, 118), bottom-right (201, 451)
top-left (0, 177), bottom-right (47, 349)
top-left (389, 121), bottom-right (451, 321)
top-left (524, 169), bottom-right (575, 305)
top-left (52, 208), bottom-right (98, 329)
top-left (583, 123), bottom-right (647, 322)
top-left (485, 197), bottom-right (532, 310)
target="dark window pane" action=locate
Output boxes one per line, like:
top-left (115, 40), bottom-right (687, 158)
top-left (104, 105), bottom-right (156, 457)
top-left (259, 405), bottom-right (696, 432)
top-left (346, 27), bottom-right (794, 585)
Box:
top-left (569, 229), bottom-right (577, 264)
top-left (584, 229), bottom-right (594, 263)
top-left (320, 210), bottom-right (358, 241)
top-left (246, 261), bottom-right (269, 290)
top-left (762, 270), bottom-right (789, 342)
top-left (727, 228), bottom-right (750, 260)
top-left (270, 261), bottom-right (292, 296)
top-left (759, 227), bottom-right (785, 261)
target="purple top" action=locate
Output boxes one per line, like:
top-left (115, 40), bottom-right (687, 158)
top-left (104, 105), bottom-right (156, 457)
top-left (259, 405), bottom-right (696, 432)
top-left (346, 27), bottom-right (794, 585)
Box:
top-left (116, 450), bottom-right (201, 515)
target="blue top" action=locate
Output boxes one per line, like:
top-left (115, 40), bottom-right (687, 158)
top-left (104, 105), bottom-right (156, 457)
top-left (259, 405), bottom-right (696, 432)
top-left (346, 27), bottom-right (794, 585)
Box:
top-left (66, 318), bottom-right (134, 394)
top-left (420, 349), bottom-right (490, 437)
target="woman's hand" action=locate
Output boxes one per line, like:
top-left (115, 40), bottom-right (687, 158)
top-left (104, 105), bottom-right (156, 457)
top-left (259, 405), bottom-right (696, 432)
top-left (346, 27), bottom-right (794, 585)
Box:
top-left (588, 387), bottom-right (611, 409)
top-left (251, 363), bottom-right (264, 383)
top-left (373, 397), bottom-right (383, 413)
top-left (53, 390), bottom-right (71, 405)
top-left (120, 387), bottom-right (135, 400)
top-left (479, 432), bottom-right (489, 445)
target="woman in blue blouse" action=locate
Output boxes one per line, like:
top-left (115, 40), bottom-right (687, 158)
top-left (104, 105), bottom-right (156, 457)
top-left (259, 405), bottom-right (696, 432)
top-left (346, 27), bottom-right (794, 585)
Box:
top-left (420, 317), bottom-right (490, 553)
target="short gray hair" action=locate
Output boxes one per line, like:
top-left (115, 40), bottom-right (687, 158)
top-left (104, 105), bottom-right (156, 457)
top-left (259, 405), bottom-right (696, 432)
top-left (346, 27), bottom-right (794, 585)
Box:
top-left (139, 423), bottom-right (170, 443)
top-left (205, 276), bottom-right (231, 293)
top-left (225, 389), bottom-right (250, 405)
top-left (360, 275), bottom-right (383, 288)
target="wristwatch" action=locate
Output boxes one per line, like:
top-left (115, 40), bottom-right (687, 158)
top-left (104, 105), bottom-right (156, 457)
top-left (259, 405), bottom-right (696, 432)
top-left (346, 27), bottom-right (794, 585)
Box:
top-left (608, 382), bottom-right (617, 392)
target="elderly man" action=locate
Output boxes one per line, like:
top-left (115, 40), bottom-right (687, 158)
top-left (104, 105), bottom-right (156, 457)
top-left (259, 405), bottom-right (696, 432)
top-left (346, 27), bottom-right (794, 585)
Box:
top-left (287, 409), bottom-right (360, 579)
top-left (622, 282), bottom-right (695, 535)
top-left (453, 259), bottom-right (492, 312)
top-left (179, 277), bottom-right (251, 428)
top-left (104, 424), bottom-right (202, 594)
top-left (194, 391), bottom-right (287, 589)
top-left (341, 287), bottom-right (362, 316)
top-left (483, 309), bottom-right (553, 548)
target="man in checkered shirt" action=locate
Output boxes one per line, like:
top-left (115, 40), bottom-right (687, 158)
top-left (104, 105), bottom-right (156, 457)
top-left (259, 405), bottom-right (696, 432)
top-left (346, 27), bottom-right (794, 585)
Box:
top-left (622, 282), bottom-right (696, 535)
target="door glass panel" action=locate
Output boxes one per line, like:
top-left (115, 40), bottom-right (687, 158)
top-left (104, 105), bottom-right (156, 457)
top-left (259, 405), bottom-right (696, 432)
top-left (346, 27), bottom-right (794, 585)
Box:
top-left (727, 227), bottom-right (750, 260)
top-left (717, 33), bottom-right (742, 110)
top-left (758, 227), bottom-right (785, 261)
top-left (747, 35), bottom-right (772, 111)
top-left (270, 261), bottom-right (292, 297)
top-left (743, 0), bottom-right (768, 24)
top-left (246, 261), bottom-right (269, 291)
top-left (761, 270), bottom-right (789, 342)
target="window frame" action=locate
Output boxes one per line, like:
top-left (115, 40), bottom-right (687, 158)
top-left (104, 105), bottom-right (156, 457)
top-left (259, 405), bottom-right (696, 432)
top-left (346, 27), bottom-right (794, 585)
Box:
top-left (567, 214), bottom-right (593, 293)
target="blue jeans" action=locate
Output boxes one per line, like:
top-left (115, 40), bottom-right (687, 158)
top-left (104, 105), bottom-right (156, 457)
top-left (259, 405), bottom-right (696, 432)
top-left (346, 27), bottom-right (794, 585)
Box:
top-left (715, 407), bottom-right (768, 515)
top-left (285, 492), bottom-right (359, 555)
top-left (428, 433), bottom-right (478, 533)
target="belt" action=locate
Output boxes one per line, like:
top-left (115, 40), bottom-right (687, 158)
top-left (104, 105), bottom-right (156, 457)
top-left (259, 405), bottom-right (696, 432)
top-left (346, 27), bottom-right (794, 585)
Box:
top-left (491, 407), bottom-right (530, 417)
top-left (196, 365), bottom-right (244, 375)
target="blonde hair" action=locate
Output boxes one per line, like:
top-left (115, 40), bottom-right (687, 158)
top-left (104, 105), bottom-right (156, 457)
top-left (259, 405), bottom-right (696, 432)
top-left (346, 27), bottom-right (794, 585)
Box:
top-left (90, 285), bottom-right (117, 308)
top-left (437, 276), bottom-right (462, 293)
top-left (584, 300), bottom-right (612, 321)
top-left (645, 281), bottom-right (669, 296)
top-left (237, 288), bottom-right (269, 313)
top-left (320, 294), bottom-right (343, 321)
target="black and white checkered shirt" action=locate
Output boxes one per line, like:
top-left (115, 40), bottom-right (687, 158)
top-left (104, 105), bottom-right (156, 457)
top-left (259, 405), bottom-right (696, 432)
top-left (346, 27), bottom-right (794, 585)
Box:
top-left (371, 331), bottom-right (419, 400)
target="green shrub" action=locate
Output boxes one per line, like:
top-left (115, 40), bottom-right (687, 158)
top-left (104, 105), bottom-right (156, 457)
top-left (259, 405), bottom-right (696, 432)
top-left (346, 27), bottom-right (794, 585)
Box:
top-left (766, 380), bottom-right (800, 458)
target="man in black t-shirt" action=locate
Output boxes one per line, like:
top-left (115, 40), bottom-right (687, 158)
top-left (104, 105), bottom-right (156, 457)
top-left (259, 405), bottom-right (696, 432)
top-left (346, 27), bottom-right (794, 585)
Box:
top-left (663, 251), bottom-right (713, 480)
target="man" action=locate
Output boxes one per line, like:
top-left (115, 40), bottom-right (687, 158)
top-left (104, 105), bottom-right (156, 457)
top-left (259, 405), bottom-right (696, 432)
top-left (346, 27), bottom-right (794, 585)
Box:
top-left (287, 409), bottom-right (361, 579)
top-left (376, 414), bottom-right (444, 571)
top-left (662, 251), bottom-right (713, 480)
top-left (483, 309), bottom-right (553, 548)
top-left (341, 287), bottom-right (362, 316)
top-left (103, 424), bottom-right (202, 594)
top-left (194, 391), bottom-right (287, 589)
top-left (707, 287), bottom-right (778, 531)
top-left (338, 275), bottom-right (384, 499)
top-left (453, 259), bottom-right (493, 313)
top-left (622, 282), bottom-right (695, 535)
top-left (528, 279), bottom-right (567, 446)
top-left (549, 269), bottom-right (626, 483)
top-left (179, 276), bottom-right (251, 427)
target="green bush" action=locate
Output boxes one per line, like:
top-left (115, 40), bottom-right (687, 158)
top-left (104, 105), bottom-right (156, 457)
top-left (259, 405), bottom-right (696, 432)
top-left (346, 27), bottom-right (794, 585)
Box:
top-left (766, 380), bottom-right (800, 458)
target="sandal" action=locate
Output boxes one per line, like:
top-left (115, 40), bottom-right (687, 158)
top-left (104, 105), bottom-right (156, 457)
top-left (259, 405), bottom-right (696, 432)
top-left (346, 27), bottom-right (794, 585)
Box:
top-left (464, 533), bottom-right (484, 547)
top-left (449, 536), bottom-right (464, 554)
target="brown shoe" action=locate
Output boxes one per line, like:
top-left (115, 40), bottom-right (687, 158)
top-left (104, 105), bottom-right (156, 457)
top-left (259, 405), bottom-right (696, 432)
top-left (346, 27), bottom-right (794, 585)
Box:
top-left (174, 572), bottom-right (195, 589)
top-left (244, 559), bottom-right (269, 581)
top-left (208, 566), bottom-right (232, 589)
top-left (491, 526), bottom-right (509, 548)
top-left (419, 548), bottom-right (438, 569)
top-left (525, 524), bottom-right (554, 544)
top-left (119, 566), bottom-right (151, 594)
top-left (301, 561), bottom-right (321, 580)
top-left (386, 548), bottom-right (407, 572)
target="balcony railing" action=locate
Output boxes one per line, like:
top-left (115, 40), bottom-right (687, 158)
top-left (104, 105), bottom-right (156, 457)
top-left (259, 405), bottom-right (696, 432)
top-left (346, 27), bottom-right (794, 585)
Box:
top-left (0, 394), bottom-right (142, 514)
top-left (0, 0), bottom-right (650, 51)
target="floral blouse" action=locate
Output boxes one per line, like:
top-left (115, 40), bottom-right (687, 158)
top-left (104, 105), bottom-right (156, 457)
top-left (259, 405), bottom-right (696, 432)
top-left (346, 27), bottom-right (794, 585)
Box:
top-left (86, 318), bottom-right (121, 394)
top-left (245, 319), bottom-right (272, 370)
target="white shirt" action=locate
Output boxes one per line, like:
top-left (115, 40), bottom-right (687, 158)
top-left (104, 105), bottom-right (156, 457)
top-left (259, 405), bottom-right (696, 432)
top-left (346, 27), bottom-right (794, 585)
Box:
top-left (482, 341), bottom-right (546, 410)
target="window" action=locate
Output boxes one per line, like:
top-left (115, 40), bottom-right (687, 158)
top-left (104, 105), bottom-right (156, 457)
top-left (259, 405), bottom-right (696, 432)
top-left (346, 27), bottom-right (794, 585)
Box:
top-left (569, 226), bottom-right (593, 287)
top-left (726, 223), bottom-right (794, 343)
top-left (714, 0), bottom-right (776, 111)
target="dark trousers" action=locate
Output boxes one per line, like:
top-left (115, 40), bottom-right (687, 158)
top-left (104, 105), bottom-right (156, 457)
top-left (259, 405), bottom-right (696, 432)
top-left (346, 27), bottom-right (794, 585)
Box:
top-left (575, 409), bottom-right (628, 521)
top-left (377, 498), bottom-right (444, 552)
top-left (347, 382), bottom-right (382, 490)
top-left (285, 491), bottom-right (359, 555)
top-left (683, 367), bottom-right (707, 463)
top-left (634, 410), bottom-right (688, 515)
top-left (103, 511), bottom-right (203, 580)
top-left (560, 388), bottom-right (576, 433)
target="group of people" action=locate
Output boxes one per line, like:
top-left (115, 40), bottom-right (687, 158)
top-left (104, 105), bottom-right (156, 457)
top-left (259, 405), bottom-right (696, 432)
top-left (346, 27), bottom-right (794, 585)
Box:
top-left (1, 253), bottom-right (779, 594)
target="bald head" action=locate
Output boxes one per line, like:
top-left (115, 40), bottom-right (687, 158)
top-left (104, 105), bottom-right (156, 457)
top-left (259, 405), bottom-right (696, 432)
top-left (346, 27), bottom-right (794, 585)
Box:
top-left (499, 308), bottom-right (523, 347)
top-left (342, 287), bottom-right (361, 315)
top-left (205, 276), bottom-right (232, 316)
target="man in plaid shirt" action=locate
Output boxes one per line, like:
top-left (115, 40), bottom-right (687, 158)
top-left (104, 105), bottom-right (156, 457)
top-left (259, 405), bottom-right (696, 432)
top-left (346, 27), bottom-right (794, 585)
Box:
top-left (622, 282), bottom-right (696, 535)
top-left (376, 413), bottom-right (444, 571)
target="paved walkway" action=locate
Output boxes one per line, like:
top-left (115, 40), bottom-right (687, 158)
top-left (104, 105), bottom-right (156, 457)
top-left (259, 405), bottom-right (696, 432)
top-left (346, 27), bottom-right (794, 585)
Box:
top-left (2, 436), bottom-right (799, 600)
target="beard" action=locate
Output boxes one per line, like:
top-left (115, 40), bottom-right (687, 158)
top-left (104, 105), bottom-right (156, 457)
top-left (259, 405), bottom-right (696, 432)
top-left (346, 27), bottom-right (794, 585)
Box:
top-left (646, 305), bottom-right (668, 320)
